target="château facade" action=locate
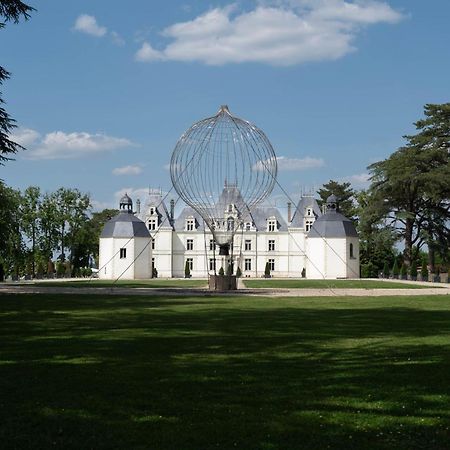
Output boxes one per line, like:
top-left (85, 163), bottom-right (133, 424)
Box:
top-left (98, 186), bottom-right (359, 280)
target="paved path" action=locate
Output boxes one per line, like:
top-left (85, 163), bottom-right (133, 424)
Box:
top-left (0, 279), bottom-right (448, 298)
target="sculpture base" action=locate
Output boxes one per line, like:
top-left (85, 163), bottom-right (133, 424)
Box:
top-left (209, 275), bottom-right (237, 291)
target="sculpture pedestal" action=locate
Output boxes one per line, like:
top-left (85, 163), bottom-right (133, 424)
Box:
top-left (209, 275), bottom-right (237, 291)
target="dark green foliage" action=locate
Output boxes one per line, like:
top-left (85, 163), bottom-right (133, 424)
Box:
top-left (400, 264), bottom-right (407, 277)
top-left (410, 260), bottom-right (418, 278)
top-left (421, 260), bottom-right (429, 280)
top-left (392, 258), bottom-right (399, 277)
top-left (0, 293), bottom-right (449, 449)
top-left (226, 263), bottom-right (233, 276)
top-left (184, 260), bottom-right (191, 278)
top-left (218, 266), bottom-right (225, 276)
top-left (0, 1), bottom-right (35, 163)
top-left (317, 180), bottom-right (357, 220)
top-left (264, 261), bottom-right (271, 277)
top-left (368, 104), bottom-right (450, 269)
top-left (55, 261), bottom-right (64, 278)
top-left (243, 279), bottom-right (428, 289)
top-left (152, 267), bottom-right (158, 278)
top-left (235, 266), bottom-right (242, 278)
top-left (383, 261), bottom-right (390, 278)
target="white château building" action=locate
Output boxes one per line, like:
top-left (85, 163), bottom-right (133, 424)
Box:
top-left (99, 187), bottom-right (359, 280)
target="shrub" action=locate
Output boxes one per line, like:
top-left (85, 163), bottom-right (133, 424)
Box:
top-left (392, 258), bottom-right (399, 277)
top-left (400, 264), bottom-right (407, 278)
top-left (184, 261), bottom-right (191, 278)
top-left (56, 261), bottom-right (65, 278)
top-left (152, 267), bottom-right (158, 278)
top-left (226, 263), bottom-right (233, 276)
top-left (218, 266), bottom-right (225, 276)
top-left (301, 267), bottom-right (306, 278)
top-left (36, 261), bottom-right (45, 278)
top-left (236, 266), bottom-right (242, 278)
top-left (410, 261), bottom-right (418, 278)
top-left (264, 262), bottom-right (271, 278)
top-left (382, 261), bottom-right (390, 278)
top-left (421, 260), bottom-right (428, 280)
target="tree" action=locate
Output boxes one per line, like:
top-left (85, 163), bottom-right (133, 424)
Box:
top-left (185, 260), bottom-right (191, 278)
top-left (356, 189), bottom-right (397, 277)
top-left (20, 186), bottom-right (41, 275)
top-left (368, 104), bottom-right (450, 269)
top-left (0, 181), bottom-right (23, 278)
top-left (0, 1), bottom-right (35, 163)
top-left (264, 261), bottom-right (271, 278)
top-left (317, 180), bottom-right (357, 220)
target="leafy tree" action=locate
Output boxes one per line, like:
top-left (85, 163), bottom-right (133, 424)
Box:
top-left (382, 261), bottom-right (390, 278)
top-left (20, 186), bottom-right (41, 274)
top-left (368, 104), bottom-right (450, 269)
top-left (421, 260), bottom-right (428, 280)
top-left (356, 189), bottom-right (397, 277)
top-left (0, 182), bottom-right (24, 278)
top-left (38, 192), bottom-right (59, 260)
top-left (0, 1), bottom-right (35, 164)
top-left (317, 180), bottom-right (357, 220)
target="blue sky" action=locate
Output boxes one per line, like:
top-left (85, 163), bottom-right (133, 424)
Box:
top-left (2, 0), bottom-right (449, 210)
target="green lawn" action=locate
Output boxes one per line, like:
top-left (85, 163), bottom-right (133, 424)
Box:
top-left (243, 279), bottom-right (430, 289)
top-left (35, 278), bottom-right (207, 289)
top-left (1, 294), bottom-right (449, 449)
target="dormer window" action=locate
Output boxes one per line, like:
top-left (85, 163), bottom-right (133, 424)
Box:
top-left (306, 208), bottom-right (313, 217)
top-left (149, 207), bottom-right (156, 215)
top-left (305, 220), bottom-right (313, 232)
top-left (245, 222), bottom-right (251, 231)
top-left (227, 217), bottom-right (235, 231)
top-left (268, 218), bottom-right (277, 232)
top-left (228, 204), bottom-right (234, 213)
top-left (148, 218), bottom-right (157, 231)
top-left (186, 218), bottom-right (195, 231)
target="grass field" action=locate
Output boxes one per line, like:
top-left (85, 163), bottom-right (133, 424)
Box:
top-left (35, 278), bottom-right (207, 289)
top-left (1, 293), bottom-right (449, 449)
top-left (243, 279), bottom-right (430, 289)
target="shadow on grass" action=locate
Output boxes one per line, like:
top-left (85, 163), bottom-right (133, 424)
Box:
top-left (1, 294), bottom-right (449, 449)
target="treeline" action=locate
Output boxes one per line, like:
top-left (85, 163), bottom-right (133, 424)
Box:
top-left (0, 185), bottom-right (117, 280)
top-left (318, 103), bottom-right (450, 278)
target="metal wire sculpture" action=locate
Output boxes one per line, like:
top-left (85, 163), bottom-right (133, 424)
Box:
top-left (170, 105), bottom-right (277, 256)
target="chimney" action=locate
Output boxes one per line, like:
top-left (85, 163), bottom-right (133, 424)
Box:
top-left (136, 199), bottom-right (141, 214)
top-left (170, 199), bottom-right (175, 220)
top-left (287, 202), bottom-right (292, 223)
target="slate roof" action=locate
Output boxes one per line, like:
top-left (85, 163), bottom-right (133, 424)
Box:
top-left (139, 192), bottom-right (174, 230)
top-left (252, 206), bottom-right (288, 231)
top-left (308, 210), bottom-right (358, 238)
top-left (290, 196), bottom-right (321, 227)
top-left (174, 206), bottom-right (206, 231)
top-left (100, 212), bottom-right (151, 238)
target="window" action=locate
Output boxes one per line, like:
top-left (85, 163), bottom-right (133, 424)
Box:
top-left (149, 207), bottom-right (155, 215)
top-left (268, 219), bottom-right (276, 232)
top-left (186, 258), bottom-right (193, 271)
top-left (245, 222), bottom-right (251, 231)
top-left (227, 217), bottom-right (235, 231)
top-left (209, 258), bottom-right (216, 271)
top-left (305, 220), bottom-right (313, 232)
top-left (350, 243), bottom-right (355, 259)
top-left (209, 239), bottom-right (216, 251)
top-left (148, 219), bottom-right (157, 231)
top-left (244, 239), bottom-right (252, 251)
top-left (186, 239), bottom-right (194, 251)
top-left (268, 258), bottom-right (275, 271)
top-left (245, 258), bottom-right (252, 271)
top-left (151, 258), bottom-right (155, 270)
top-left (186, 218), bottom-right (195, 231)
top-left (268, 239), bottom-right (275, 251)
top-left (228, 204), bottom-right (233, 213)
top-left (151, 238), bottom-right (155, 250)
top-left (306, 207), bottom-right (312, 216)
top-left (120, 248), bottom-right (126, 259)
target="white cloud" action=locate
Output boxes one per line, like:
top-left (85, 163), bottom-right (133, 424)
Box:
top-left (135, 1), bottom-right (404, 66)
top-left (254, 155), bottom-right (324, 171)
top-left (110, 31), bottom-right (125, 46)
top-left (20, 129), bottom-right (135, 160)
top-left (135, 42), bottom-right (165, 62)
top-left (112, 165), bottom-right (143, 176)
top-left (74, 14), bottom-right (107, 37)
top-left (9, 128), bottom-right (41, 147)
top-left (341, 172), bottom-right (371, 188)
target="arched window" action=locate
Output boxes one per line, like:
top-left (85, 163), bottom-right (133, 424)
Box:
top-left (227, 217), bottom-right (235, 231)
top-left (350, 243), bottom-right (354, 259)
